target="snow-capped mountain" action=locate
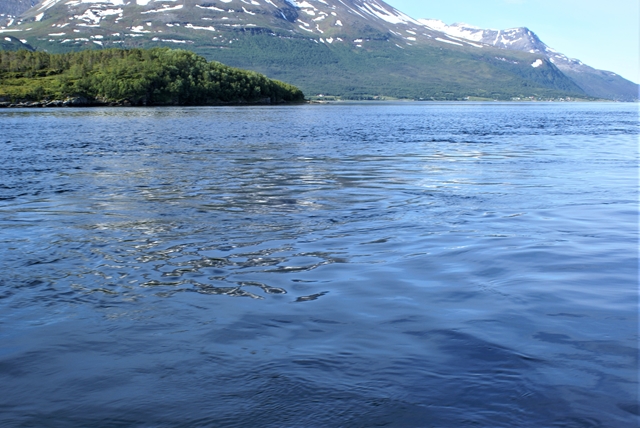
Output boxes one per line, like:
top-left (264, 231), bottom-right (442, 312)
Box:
top-left (4, 0), bottom-right (441, 47)
top-left (420, 20), bottom-right (549, 52)
top-left (420, 20), bottom-right (638, 101)
top-left (0, 0), bottom-right (634, 100)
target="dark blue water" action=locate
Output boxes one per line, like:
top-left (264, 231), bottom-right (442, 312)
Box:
top-left (0, 102), bottom-right (638, 427)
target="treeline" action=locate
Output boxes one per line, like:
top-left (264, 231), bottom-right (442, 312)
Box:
top-left (0, 48), bottom-right (305, 105)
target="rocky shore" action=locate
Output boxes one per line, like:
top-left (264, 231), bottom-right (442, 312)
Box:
top-left (0, 97), bottom-right (121, 108)
top-left (0, 96), bottom-right (296, 108)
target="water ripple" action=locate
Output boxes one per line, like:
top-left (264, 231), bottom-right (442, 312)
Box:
top-left (0, 103), bottom-right (637, 426)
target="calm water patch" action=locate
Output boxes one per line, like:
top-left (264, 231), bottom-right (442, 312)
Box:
top-left (0, 102), bottom-right (638, 427)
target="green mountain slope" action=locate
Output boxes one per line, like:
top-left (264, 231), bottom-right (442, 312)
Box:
top-left (558, 68), bottom-right (638, 102)
top-left (190, 34), bottom-right (584, 99)
top-left (0, 35), bottom-right (34, 51)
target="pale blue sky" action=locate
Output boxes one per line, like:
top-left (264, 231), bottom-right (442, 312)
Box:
top-left (385, 0), bottom-right (639, 83)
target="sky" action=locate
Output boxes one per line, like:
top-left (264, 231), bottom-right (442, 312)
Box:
top-left (385, 0), bottom-right (639, 84)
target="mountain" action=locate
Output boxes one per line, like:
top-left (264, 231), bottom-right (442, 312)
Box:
top-left (0, 0), bottom-right (37, 16)
top-left (420, 20), bottom-right (638, 102)
top-left (0, 0), bottom-right (624, 100)
top-left (0, 0), bottom-right (37, 27)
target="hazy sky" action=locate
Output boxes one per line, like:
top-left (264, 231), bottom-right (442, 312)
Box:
top-left (385, 0), bottom-right (639, 83)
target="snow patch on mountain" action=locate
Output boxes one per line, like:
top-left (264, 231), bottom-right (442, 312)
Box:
top-left (141, 4), bottom-right (183, 14)
top-left (435, 37), bottom-right (462, 47)
top-left (185, 23), bottom-right (217, 31)
top-left (355, 0), bottom-right (420, 26)
top-left (38, 0), bottom-right (65, 11)
top-left (420, 19), bottom-right (486, 42)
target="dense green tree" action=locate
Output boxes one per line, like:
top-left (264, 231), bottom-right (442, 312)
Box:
top-left (0, 48), bottom-right (305, 104)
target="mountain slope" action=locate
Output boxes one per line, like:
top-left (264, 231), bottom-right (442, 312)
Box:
top-left (0, 34), bottom-right (34, 51)
top-left (0, 0), bottom-right (595, 100)
top-left (0, 0), bottom-right (37, 16)
top-left (0, 0), bottom-right (37, 28)
top-left (420, 20), bottom-right (638, 102)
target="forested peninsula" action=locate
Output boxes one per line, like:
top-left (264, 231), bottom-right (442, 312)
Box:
top-left (0, 48), bottom-right (305, 107)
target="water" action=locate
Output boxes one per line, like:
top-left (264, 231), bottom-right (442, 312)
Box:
top-left (0, 102), bottom-right (637, 427)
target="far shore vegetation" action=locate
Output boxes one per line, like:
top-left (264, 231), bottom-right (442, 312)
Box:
top-left (0, 48), bottom-right (305, 106)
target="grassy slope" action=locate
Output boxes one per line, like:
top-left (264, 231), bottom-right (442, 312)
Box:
top-left (0, 36), bottom-right (34, 52)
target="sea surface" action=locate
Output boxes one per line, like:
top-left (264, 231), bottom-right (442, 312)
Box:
top-left (0, 102), bottom-right (638, 427)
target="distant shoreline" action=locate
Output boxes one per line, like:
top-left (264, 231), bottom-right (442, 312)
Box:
top-left (1, 98), bottom-right (631, 109)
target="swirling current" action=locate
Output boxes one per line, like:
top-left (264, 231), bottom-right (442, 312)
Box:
top-left (0, 102), bottom-right (638, 427)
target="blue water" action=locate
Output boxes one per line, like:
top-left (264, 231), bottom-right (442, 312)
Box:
top-left (0, 102), bottom-right (638, 427)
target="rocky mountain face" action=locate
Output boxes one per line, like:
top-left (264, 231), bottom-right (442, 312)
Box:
top-left (0, 0), bottom-right (465, 49)
top-left (0, 0), bottom-right (631, 100)
top-left (421, 20), bottom-right (638, 101)
top-left (0, 0), bottom-right (38, 27)
top-left (0, 0), bottom-right (38, 17)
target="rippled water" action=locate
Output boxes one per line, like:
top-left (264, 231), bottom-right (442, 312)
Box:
top-left (0, 102), bottom-right (638, 427)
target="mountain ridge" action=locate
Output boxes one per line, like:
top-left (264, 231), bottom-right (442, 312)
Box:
top-left (420, 19), bottom-right (638, 102)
